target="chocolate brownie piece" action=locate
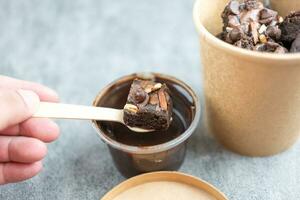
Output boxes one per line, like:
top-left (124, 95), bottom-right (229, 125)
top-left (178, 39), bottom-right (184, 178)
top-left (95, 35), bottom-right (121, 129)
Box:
top-left (123, 79), bottom-right (173, 131)
top-left (218, 0), bottom-right (286, 53)
top-left (280, 11), bottom-right (300, 48)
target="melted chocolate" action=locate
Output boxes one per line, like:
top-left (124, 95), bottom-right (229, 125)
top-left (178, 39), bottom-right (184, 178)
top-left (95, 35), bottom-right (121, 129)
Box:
top-left (94, 76), bottom-right (195, 177)
top-left (96, 78), bottom-right (194, 146)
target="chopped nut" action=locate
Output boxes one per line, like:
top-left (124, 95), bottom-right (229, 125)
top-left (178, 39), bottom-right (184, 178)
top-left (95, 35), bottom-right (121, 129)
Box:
top-left (149, 94), bottom-right (159, 105)
top-left (140, 81), bottom-right (154, 91)
top-left (144, 82), bottom-right (163, 93)
top-left (226, 27), bottom-right (233, 32)
top-left (228, 1), bottom-right (240, 15)
top-left (158, 89), bottom-right (168, 111)
top-left (259, 34), bottom-right (267, 43)
top-left (152, 83), bottom-right (162, 91)
top-left (258, 24), bottom-right (267, 34)
top-left (278, 16), bottom-right (284, 23)
top-left (144, 85), bottom-right (154, 93)
top-left (124, 104), bottom-right (138, 113)
top-left (250, 22), bottom-right (259, 44)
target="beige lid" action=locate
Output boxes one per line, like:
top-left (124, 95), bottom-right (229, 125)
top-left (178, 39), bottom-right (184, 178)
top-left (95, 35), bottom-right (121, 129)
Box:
top-left (101, 171), bottom-right (228, 200)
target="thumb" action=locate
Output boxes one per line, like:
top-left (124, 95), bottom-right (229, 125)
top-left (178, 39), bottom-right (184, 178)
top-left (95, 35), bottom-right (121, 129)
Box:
top-left (0, 89), bottom-right (40, 131)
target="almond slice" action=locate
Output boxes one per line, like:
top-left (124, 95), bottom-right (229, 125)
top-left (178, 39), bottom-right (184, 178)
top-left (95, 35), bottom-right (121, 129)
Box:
top-left (152, 83), bottom-right (162, 91)
top-left (124, 104), bottom-right (138, 113)
top-left (149, 94), bottom-right (159, 105)
top-left (258, 24), bottom-right (267, 34)
top-left (250, 22), bottom-right (259, 44)
top-left (144, 85), bottom-right (153, 93)
top-left (158, 89), bottom-right (168, 111)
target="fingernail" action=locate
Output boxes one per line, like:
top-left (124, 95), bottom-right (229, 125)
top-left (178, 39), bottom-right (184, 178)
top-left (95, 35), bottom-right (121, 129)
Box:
top-left (45, 88), bottom-right (60, 102)
top-left (17, 89), bottom-right (40, 114)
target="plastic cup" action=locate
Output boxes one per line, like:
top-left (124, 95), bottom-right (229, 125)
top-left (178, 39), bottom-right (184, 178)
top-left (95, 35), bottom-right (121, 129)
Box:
top-left (92, 73), bottom-right (200, 177)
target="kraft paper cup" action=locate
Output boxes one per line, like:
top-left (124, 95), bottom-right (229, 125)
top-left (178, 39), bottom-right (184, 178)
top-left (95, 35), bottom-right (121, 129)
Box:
top-left (271, 0), bottom-right (300, 16)
top-left (101, 171), bottom-right (228, 200)
top-left (193, 0), bottom-right (300, 156)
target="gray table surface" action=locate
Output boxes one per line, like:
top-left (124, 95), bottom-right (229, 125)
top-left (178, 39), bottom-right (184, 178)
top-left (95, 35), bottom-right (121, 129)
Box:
top-left (0, 0), bottom-right (299, 199)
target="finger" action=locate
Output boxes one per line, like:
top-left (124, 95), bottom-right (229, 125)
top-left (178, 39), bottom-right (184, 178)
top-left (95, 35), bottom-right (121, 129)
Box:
top-left (0, 89), bottom-right (39, 131)
top-left (0, 161), bottom-right (42, 185)
top-left (20, 118), bottom-right (60, 143)
top-left (0, 119), bottom-right (60, 143)
top-left (0, 125), bottom-right (20, 135)
top-left (0, 136), bottom-right (47, 163)
top-left (0, 75), bottom-right (59, 102)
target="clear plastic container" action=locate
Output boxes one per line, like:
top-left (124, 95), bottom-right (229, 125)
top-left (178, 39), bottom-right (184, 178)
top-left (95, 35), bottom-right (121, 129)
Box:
top-left (92, 73), bottom-right (200, 177)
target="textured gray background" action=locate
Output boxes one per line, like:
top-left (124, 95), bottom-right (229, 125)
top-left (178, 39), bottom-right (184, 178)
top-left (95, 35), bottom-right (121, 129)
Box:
top-left (0, 0), bottom-right (299, 199)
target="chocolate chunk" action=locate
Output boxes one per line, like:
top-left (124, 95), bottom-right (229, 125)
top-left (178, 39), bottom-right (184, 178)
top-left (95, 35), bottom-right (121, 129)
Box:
top-left (290, 33), bottom-right (300, 53)
top-left (279, 11), bottom-right (300, 48)
top-left (240, 8), bottom-right (261, 23)
top-left (128, 83), bottom-right (149, 105)
top-left (266, 26), bottom-right (281, 41)
top-left (134, 88), bottom-right (147, 103)
top-left (259, 8), bottom-right (278, 25)
top-left (229, 27), bottom-right (243, 42)
top-left (123, 79), bottom-right (173, 131)
top-left (228, 15), bottom-right (241, 27)
top-left (216, 31), bottom-right (226, 40)
top-left (234, 35), bottom-right (254, 50)
top-left (221, 1), bottom-right (241, 30)
top-left (244, 0), bottom-right (259, 10)
top-left (228, 1), bottom-right (240, 15)
top-left (255, 42), bottom-right (288, 53)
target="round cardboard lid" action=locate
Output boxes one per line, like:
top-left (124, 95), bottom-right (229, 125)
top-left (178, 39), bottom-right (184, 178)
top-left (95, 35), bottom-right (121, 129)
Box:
top-left (101, 171), bottom-right (228, 200)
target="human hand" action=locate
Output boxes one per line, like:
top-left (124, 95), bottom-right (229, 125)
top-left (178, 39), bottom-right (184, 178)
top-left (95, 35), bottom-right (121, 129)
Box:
top-left (0, 75), bottom-right (60, 185)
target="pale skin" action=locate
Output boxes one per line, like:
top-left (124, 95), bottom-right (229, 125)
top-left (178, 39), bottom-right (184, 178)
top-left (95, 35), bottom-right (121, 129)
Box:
top-left (0, 75), bottom-right (60, 185)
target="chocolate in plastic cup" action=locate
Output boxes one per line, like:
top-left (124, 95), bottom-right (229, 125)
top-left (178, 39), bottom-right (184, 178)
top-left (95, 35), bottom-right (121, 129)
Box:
top-left (92, 73), bottom-right (200, 177)
top-left (193, 0), bottom-right (300, 156)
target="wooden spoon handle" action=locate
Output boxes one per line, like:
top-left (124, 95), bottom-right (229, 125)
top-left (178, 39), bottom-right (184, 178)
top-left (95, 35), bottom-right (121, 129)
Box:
top-left (33, 102), bottom-right (123, 122)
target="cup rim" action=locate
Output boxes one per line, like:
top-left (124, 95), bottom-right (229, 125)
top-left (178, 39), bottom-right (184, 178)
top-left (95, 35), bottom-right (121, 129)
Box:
top-left (192, 0), bottom-right (300, 62)
top-left (91, 72), bottom-right (201, 154)
top-left (101, 171), bottom-right (228, 200)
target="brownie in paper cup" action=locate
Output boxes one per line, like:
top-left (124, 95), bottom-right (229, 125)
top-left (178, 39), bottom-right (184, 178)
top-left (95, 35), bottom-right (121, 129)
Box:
top-left (193, 0), bottom-right (300, 156)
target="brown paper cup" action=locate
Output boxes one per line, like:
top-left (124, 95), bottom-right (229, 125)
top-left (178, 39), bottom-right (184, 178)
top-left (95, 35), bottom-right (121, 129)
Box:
top-left (101, 171), bottom-right (228, 200)
top-left (193, 0), bottom-right (300, 156)
top-left (271, 0), bottom-right (300, 16)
